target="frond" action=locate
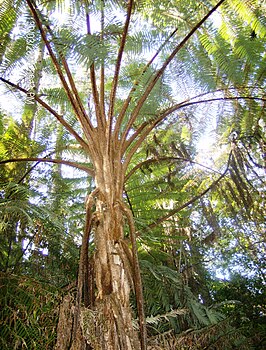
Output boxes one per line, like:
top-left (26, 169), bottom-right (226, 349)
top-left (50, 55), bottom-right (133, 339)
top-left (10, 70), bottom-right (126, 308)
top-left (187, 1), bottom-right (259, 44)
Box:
top-left (0, 272), bottom-right (60, 349)
top-left (141, 260), bottom-right (223, 334)
top-left (0, 0), bottom-right (21, 63)
top-left (145, 308), bottom-right (188, 326)
top-left (0, 8), bottom-right (42, 76)
top-left (229, 0), bottom-right (266, 39)
top-left (72, 33), bottom-right (112, 68)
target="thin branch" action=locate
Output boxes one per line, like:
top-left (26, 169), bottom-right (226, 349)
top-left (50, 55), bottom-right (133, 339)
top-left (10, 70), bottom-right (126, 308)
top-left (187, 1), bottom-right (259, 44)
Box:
top-left (26, 0), bottom-right (91, 137)
top-left (0, 77), bottom-right (90, 152)
top-left (123, 94), bottom-right (266, 169)
top-left (100, 0), bottom-right (106, 124)
top-left (86, 12), bottom-right (105, 131)
top-left (131, 94), bottom-right (265, 149)
top-left (0, 157), bottom-right (95, 176)
top-left (161, 96), bottom-right (266, 118)
top-left (123, 118), bottom-right (162, 172)
top-left (143, 152), bottom-right (232, 231)
top-left (60, 57), bottom-right (94, 136)
top-left (179, 86), bottom-right (266, 102)
top-left (120, 0), bottom-right (227, 145)
top-left (15, 144), bottom-right (89, 184)
top-left (114, 27), bottom-right (179, 141)
top-left (125, 157), bottom-right (222, 182)
top-left (17, 149), bottom-right (60, 184)
top-left (124, 88), bottom-right (266, 154)
top-left (108, 0), bottom-right (134, 143)
top-left (35, 4), bottom-right (94, 136)
top-left (124, 188), bottom-right (135, 216)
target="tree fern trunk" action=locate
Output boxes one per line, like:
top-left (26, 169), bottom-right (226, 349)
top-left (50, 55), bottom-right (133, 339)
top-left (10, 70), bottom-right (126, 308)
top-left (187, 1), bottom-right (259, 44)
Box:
top-left (56, 157), bottom-right (143, 349)
top-left (87, 168), bottom-right (140, 349)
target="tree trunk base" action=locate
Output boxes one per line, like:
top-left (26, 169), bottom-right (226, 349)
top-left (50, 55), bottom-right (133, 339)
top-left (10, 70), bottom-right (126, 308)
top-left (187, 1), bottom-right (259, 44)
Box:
top-left (55, 293), bottom-right (140, 350)
top-left (81, 297), bottom-right (140, 350)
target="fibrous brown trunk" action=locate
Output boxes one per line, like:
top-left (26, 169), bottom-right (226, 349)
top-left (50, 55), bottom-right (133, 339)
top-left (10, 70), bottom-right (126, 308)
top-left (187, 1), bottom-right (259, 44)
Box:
top-left (90, 195), bottom-right (140, 350)
top-left (55, 156), bottom-right (143, 350)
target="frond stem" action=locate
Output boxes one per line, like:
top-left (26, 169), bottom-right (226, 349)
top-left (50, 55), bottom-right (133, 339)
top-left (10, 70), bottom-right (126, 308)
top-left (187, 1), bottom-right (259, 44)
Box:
top-left (161, 96), bottom-right (266, 117)
top-left (123, 95), bottom-right (266, 169)
top-left (108, 0), bottom-right (134, 146)
top-left (26, 0), bottom-right (93, 140)
top-left (100, 0), bottom-right (106, 123)
top-left (144, 151), bottom-right (232, 231)
top-left (36, 8), bottom-right (94, 136)
top-left (0, 77), bottom-right (90, 152)
top-left (125, 156), bottom-right (222, 182)
top-left (0, 157), bottom-right (95, 176)
top-left (86, 12), bottom-right (105, 131)
top-left (114, 27), bottom-right (179, 141)
top-left (120, 0), bottom-right (227, 147)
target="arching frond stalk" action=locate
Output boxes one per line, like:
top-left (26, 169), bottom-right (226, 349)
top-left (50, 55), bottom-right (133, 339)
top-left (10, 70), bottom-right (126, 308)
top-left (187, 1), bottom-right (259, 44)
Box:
top-left (123, 94), bottom-right (265, 170)
top-left (125, 157), bottom-right (222, 182)
top-left (0, 157), bottom-right (94, 176)
top-left (86, 11), bottom-right (105, 132)
top-left (144, 151), bottom-right (232, 231)
top-left (113, 27), bottom-right (179, 141)
top-left (120, 0), bottom-right (227, 146)
top-left (0, 77), bottom-right (90, 151)
top-left (108, 0), bottom-right (134, 148)
top-left (26, 0), bottom-right (95, 144)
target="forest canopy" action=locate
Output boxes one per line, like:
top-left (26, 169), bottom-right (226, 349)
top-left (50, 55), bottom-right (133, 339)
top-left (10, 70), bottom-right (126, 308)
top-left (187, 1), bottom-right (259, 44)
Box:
top-left (0, 0), bottom-right (265, 349)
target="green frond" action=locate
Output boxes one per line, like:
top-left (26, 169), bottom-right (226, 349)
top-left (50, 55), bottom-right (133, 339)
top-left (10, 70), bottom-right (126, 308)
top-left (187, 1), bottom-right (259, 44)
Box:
top-left (230, 0), bottom-right (266, 38)
top-left (72, 33), bottom-right (111, 67)
top-left (0, 273), bottom-right (60, 349)
top-left (42, 87), bottom-right (71, 109)
top-left (0, 10), bottom-right (42, 76)
top-left (141, 260), bottom-right (223, 334)
top-left (0, 0), bottom-right (21, 63)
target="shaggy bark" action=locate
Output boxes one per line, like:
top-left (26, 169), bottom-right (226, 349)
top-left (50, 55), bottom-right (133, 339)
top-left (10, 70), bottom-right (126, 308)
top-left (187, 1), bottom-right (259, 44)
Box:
top-left (57, 155), bottom-right (144, 350)
top-left (85, 163), bottom-right (142, 349)
top-left (55, 295), bottom-right (75, 350)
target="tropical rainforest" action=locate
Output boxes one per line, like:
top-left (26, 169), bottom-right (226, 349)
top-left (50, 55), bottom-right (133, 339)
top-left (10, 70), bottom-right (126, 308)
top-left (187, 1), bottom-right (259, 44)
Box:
top-left (0, 0), bottom-right (265, 349)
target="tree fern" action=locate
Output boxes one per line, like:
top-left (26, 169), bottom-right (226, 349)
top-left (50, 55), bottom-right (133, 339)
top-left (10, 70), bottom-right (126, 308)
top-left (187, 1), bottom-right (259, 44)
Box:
top-left (0, 0), bottom-right (265, 349)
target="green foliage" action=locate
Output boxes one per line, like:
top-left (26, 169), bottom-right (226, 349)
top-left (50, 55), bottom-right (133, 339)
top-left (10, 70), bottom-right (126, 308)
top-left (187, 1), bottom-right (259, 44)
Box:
top-left (0, 0), bottom-right (22, 64)
top-left (141, 260), bottom-right (223, 335)
top-left (0, 273), bottom-right (60, 349)
top-left (212, 273), bottom-right (266, 349)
